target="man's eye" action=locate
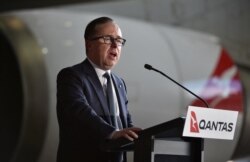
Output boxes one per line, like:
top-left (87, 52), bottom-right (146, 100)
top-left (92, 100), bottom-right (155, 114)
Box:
top-left (116, 39), bottom-right (122, 43)
top-left (104, 37), bottom-right (111, 41)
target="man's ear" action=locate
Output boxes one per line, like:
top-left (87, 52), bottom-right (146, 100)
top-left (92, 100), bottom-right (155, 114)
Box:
top-left (85, 40), bottom-right (92, 53)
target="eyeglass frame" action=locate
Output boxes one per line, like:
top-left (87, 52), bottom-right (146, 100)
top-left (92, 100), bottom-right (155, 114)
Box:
top-left (88, 35), bottom-right (126, 46)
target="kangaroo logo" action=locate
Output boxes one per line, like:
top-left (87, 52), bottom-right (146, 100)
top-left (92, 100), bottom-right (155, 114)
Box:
top-left (190, 111), bottom-right (199, 133)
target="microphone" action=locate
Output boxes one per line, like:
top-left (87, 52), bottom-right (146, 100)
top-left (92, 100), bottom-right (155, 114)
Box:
top-left (144, 64), bottom-right (209, 108)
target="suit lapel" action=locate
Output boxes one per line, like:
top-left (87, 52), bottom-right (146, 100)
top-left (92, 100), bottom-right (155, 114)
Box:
top-left (81, 60), bottom-right (111, 124)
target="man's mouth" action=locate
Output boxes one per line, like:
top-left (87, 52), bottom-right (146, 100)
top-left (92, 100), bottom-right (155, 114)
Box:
top-left (109, 51), bottom-right (117, 58)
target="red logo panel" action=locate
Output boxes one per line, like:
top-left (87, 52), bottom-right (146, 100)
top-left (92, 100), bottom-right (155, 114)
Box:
top-left (191, 49), bottom-right (243, 112)
top-left (190, 111), bottom-right (199, 133)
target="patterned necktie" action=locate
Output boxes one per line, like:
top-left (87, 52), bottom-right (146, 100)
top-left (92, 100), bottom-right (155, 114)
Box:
top-left (103, 73), bottom-right (122, 130)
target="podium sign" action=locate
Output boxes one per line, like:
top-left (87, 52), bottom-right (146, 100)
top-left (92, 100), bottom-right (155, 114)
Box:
top-left (183, 106), bottom-right (238, 140)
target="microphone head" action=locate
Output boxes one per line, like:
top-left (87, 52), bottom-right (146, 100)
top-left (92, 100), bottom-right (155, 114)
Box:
top-left (144, 64), bottom-right (152, 70)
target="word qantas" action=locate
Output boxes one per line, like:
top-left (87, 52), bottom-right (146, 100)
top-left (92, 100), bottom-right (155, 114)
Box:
top-left (198, 119), bottom-right (233, 132)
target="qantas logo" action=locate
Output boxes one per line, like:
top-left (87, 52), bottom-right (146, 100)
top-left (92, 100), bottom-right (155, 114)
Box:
top-left (190, 111), bottom-right (199, 133)
top-left (190, 49), bottom-right (243, 112)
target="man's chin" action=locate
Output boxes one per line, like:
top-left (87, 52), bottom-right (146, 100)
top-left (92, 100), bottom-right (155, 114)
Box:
top-left (106, 62), bottom-right (117, 69)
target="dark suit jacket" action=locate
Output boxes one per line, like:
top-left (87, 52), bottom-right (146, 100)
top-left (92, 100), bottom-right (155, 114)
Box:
top-left (56, 59), bottom-right (133, 162)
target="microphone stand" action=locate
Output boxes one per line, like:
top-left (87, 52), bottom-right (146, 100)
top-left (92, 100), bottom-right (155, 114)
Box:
top-left (144, 64), bottom-right (209, 108)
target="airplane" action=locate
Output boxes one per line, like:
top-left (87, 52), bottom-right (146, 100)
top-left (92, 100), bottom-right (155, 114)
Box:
top-left (0, 8), bottom-right (249, 162)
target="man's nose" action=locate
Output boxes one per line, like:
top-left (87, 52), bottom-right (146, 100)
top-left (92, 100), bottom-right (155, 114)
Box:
top-left (110, 40), bottom-right (118, 48)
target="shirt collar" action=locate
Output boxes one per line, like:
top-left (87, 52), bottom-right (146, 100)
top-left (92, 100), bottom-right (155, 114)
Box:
top-left (87, 58), bottom-right (111, 78)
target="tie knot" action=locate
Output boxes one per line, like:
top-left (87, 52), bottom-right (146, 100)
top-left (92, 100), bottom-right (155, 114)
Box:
top-left (103, 72), bottom-right (110, 80)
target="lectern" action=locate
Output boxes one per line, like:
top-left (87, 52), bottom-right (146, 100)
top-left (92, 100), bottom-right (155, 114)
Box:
top-left (103, 117), bottom-right (203, 162)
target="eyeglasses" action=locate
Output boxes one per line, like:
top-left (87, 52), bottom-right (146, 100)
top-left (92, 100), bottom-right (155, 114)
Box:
top-left (90, 35), bottom-right (126, 46)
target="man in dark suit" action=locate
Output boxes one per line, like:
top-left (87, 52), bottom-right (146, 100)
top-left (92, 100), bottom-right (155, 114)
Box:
top-left (56, 17), bottom-right (141, 162)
